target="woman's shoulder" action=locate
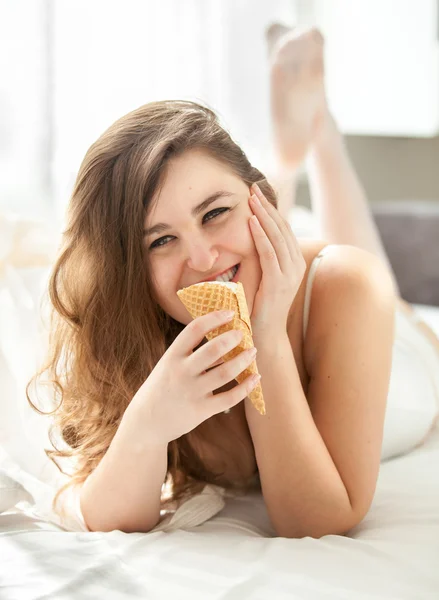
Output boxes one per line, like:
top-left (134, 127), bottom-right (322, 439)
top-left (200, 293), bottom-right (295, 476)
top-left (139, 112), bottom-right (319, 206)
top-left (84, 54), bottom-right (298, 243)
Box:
top-left (299, 240), bottom-right (395, 294)
top-left (297, 238), bottom-right (393, 290)
top-left (296, 240), bottom-right (396, 369)
top-left (288, 238), bottom-right (398, 340)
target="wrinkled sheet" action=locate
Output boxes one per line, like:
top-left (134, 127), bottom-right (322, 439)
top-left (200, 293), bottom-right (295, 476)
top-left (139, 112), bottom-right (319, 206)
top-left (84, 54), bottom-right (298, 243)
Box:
top-left (1, 422), bottom-right (439, 600)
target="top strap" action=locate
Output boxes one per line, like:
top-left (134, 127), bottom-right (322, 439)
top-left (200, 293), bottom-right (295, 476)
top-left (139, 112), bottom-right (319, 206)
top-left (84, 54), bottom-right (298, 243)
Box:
top-left (303, 244), bottom-right (337, 341)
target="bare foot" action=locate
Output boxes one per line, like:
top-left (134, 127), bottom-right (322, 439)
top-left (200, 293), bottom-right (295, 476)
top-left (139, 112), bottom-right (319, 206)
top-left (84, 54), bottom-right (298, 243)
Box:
top-left (266, 23), bottom-right (328, 168)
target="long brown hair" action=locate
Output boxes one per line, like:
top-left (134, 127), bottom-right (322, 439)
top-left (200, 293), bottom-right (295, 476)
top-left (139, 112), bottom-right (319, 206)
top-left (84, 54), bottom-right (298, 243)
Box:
top-left (27, 100), bottom-right (277, 518)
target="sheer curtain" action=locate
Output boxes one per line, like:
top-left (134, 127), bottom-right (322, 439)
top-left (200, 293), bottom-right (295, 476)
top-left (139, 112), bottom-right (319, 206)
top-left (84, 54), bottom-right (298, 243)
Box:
top-left (0, 0), bottom-right (51, 218)
top-left (0, 0), bottom-right (298, 221)
top-left (52, 0), bottom-right (298, 220)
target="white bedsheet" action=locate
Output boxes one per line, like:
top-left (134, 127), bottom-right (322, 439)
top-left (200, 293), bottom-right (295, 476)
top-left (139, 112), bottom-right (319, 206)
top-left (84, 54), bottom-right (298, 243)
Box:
top-left (1, 422), bottom-right (438, 599)
top-left (1, 305), bottom-right (438, 599)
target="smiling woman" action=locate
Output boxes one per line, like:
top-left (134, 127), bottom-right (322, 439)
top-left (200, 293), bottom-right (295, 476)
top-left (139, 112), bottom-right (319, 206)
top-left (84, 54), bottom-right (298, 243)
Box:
top-left (25, 99), bottom-right (279, 533)
top-left (23, 45), bottom-right (439, 536)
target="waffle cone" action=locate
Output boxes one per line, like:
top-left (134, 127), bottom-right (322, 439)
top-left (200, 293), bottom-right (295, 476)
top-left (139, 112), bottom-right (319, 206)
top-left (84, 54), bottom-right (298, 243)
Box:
top-left (177, 281), bottom-right (265, 415)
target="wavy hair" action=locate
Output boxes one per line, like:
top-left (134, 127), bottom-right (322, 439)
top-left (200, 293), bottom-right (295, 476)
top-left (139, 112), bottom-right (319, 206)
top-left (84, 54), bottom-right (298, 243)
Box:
top-left (26, 100), bottom-right (277, 518)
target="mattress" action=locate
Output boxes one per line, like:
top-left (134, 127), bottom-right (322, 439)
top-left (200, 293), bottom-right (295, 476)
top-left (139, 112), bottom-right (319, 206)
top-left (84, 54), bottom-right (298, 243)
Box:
top-left (1, 306), bottom-right (438, 599)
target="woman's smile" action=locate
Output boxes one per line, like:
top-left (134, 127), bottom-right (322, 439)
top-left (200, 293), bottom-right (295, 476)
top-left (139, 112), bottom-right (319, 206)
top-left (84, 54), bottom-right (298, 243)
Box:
top-left (144, 149), bottom-right (261, 324)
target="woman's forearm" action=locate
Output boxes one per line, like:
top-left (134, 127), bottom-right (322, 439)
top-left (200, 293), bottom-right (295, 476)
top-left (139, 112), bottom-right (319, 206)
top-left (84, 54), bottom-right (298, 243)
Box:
top-left (244, 332), bottom-right (353, 539)
top-left (80, 399), bottom-right (168, 533)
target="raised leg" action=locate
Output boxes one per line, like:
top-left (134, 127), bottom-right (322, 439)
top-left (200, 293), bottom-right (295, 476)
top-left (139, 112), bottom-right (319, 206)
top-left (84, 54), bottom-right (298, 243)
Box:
top-left (266, 23), bottom-right (400, 295)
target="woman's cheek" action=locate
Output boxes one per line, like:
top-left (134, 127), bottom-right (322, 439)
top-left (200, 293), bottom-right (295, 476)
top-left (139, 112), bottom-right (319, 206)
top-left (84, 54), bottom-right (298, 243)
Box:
top-left (149, 261), bottom-right (170, 297)
top-left (230, 218), bottom-right (252, 245)
top-left (157, 264), bottom-right (174, 292)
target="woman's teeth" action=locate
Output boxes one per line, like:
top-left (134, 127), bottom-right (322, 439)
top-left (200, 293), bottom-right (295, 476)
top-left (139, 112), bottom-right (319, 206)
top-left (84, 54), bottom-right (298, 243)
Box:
top-left (215, 265), bottom-right (238, 282)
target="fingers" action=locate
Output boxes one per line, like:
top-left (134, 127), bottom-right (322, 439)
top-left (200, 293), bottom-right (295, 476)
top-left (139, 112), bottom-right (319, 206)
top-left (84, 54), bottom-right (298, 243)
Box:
top-left (201, 344), bottom-right (258, 394)
top-left (249, 196), bottom-right (284, 274)
top-left (176, 310), bottom-right (235, 357)
top-left (250, 184), bottom-right (298, 271)
top-left (209, 357), bottom-right (225, 369)
top-left (187, 328), bottom-right (244, 375)
top-left (211, 372), bottom-right (261, 415)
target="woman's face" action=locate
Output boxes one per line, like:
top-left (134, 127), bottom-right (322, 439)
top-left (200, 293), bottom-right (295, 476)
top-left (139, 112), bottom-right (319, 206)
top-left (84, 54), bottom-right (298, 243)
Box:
top-left (144, 149), bottom-right (261, 325)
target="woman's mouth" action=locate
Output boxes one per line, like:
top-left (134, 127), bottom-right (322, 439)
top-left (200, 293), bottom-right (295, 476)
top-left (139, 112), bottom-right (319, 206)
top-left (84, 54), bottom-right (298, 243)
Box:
top-left (213, 264), bottom-right (240, 283)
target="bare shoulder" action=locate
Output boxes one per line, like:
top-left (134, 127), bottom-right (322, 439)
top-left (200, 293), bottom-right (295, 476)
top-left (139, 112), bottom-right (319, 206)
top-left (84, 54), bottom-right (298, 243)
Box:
top-left (296, 238), bottom-right (395, 285)
top-left (300, 242), bottom-right (397, 372)
top-left (307, 243), bottom-right (397, 300)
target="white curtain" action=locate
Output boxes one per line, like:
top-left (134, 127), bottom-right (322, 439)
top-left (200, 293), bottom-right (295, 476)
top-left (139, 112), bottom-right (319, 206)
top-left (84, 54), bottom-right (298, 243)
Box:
top-left (0, 0), bottom-right (51, 219)
top-left (1, 0), bottom-right (298, 222)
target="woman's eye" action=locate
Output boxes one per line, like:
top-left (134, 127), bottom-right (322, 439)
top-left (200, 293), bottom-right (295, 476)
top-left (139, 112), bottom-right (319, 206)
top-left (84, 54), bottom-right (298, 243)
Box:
top-left (149, 207), bottom-right (230, 249)
top-left (203, 207), bottom-right (230, 223)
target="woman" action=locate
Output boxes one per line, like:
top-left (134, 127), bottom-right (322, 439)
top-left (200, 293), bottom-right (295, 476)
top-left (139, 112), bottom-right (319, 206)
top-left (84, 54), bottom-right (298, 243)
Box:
top-left (28, 25), bottom-right (439, 538)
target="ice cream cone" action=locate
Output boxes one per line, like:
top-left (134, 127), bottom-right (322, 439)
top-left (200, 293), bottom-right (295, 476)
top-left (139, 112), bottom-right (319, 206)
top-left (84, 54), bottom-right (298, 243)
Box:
top-left (177, 281), bottom-right (265, 415)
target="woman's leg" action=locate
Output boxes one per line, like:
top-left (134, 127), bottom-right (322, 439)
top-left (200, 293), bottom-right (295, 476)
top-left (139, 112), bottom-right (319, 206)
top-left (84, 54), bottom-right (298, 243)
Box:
top-left (266, 24), bottom-right (400, 294)
top-left (266, 24), bottom-right (439, 355)
top-left (306, 113), bottom-right (400, 290)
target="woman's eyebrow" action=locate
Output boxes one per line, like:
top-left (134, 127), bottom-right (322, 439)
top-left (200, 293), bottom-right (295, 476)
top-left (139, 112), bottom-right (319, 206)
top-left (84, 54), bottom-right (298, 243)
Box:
top-left (143, 191), bottom-right (236, 237)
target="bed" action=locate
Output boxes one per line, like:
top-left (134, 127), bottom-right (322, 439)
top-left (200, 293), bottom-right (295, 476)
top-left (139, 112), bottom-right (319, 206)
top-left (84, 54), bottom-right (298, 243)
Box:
top-left (1, 201), bottom-right (438, 599)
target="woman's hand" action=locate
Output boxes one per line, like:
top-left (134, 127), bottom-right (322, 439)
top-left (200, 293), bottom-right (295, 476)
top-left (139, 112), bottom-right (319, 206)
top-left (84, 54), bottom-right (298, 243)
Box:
top-left (248, 183), bottom-right (306, 339)
top-left (131, 310), bottom-right (261, 444)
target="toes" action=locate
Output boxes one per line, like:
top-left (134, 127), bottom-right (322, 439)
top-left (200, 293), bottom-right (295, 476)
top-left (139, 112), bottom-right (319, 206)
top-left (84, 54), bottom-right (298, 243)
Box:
top-left (265, 22), bottom-right (294, 57)
top-left (308, 28), bottom-right (325, 46)
top-left (269, 25), bottom-right (325, 76)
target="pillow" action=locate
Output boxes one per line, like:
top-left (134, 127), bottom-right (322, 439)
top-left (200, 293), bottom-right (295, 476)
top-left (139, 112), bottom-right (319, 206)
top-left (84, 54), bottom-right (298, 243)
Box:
top-left (0, 469), bottom-right (33, 514)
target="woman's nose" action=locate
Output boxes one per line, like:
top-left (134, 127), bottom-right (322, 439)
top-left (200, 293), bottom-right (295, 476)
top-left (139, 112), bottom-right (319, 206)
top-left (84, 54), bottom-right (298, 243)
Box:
top-left (185, 237), bottom-right (219, 272)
